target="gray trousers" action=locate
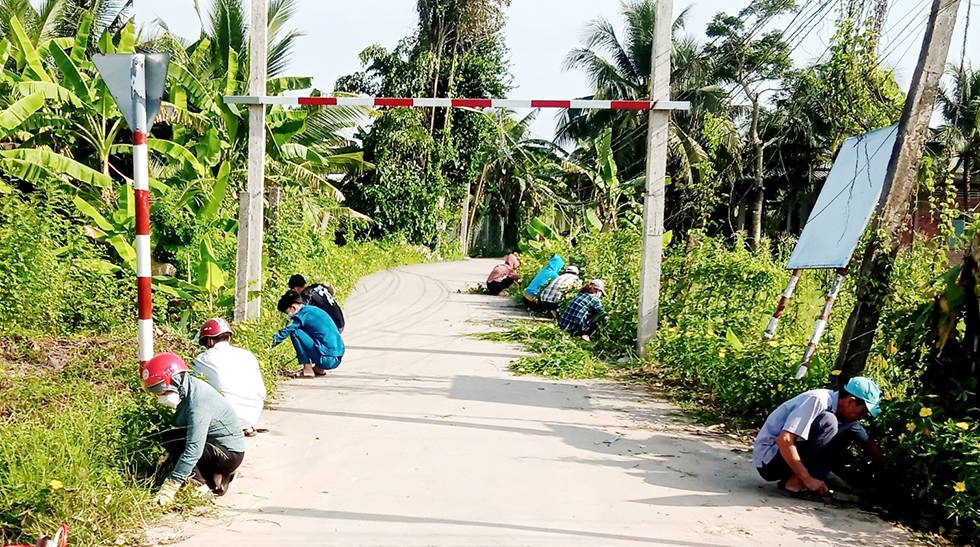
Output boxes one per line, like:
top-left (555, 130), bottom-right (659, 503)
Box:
top-left (758, 411), bottom-right (838, 481)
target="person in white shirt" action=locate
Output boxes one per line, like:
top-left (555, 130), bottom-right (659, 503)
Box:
top-left (193, 318), bottom-right (267, 436)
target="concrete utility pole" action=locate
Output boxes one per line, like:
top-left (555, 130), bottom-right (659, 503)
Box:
top-left (636, 0), bottom-right (673, 357)
top-left (460, 180), bottom-right (471, 256)
top-left (235, 0), bottom-right (268, 322)
top-left (835, 0), bottom-right (962, 381)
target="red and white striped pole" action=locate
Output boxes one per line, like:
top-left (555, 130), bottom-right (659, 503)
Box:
top-left (762, 269), bottom-right (803, 342)
top-left (795, 268), bottom-right (847, 380)
top-left (132, 54), bottom-right (153, 368)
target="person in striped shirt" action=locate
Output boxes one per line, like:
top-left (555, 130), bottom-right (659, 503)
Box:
top-left (538, 265), bottom-right (581, 313)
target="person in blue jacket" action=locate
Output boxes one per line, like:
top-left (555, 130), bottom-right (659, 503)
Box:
top-left (274, 290), bottom-right (345, 378)
top-left (522, 254), bottom-right (565, 311)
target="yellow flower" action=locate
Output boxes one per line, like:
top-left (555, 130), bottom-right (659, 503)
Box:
top-left (887, 340), bottom-right (898, 356)
top-left (777, 384), bottom-right (784, 392)
top-left (898, 433), bottom-right (906, 442)
top-left (954, 482), bottom-right (967, 493)
top-left (920, 407), bottom-right (933, 417)
top-left (771, 390), bottom-right (777, 396)
top-left (906, 422), bottom-right (916, 432)
top-left (768, 340), bottom-right (779, 348)
top-left (706, 331), bottom-right (716, 339)
top-left (48, 480), bottom-right (63, 490)
top-left (956, 422), bottom-right (970, 431)
top-left (684, 331), bottom-right (695, 337)
top-left (831, 369), bottom-right (842, 376)
top-left (718, 349), bottom-right (727, 358)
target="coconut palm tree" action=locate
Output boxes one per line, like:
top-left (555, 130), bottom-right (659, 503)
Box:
top-left (937, 64), bottom-right (980, 210)
top-left (557, 0), bottom-right (735, 232)
top-left (558, 1), bottom-right (730, 176)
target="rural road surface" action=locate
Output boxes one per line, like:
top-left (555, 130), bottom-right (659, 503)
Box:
top-left (153, 259), bottom-right (922, 546)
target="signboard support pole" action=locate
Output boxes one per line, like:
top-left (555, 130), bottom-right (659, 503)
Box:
top-left (132, 54), bottom-right (152, 369)
top-left (763, 269), bottom-right (803, 342)
top-left (797, 267), bottom-right (847, 379)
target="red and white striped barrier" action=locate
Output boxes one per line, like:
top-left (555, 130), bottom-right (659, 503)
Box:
top-left (223, 96), bottom-right (690, 111)
top-left (132, 55), bottom-right (153, 368)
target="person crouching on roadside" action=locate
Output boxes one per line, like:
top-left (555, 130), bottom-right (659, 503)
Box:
top-left (753, 376), bottom-right (882, 498)
top-left (523, 254), bottom-right (565, 310)
top-left (486, 251), bottom-right (521, 295)
top-left (557, 279), bottom-right (607, 342)
top-left (193, 318), bottom-right (267, 437)
top-left (274, 290), bottom-right (345, 378)
top-left (142, 353), bottom-right (245, 507)
top-left (538, 265), bottom-right (581, 313)
top-left (288, 274), bottom-right (345, 334)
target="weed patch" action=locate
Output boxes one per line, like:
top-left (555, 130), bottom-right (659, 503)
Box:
top-left (483, 321), bottom-right (608, 379)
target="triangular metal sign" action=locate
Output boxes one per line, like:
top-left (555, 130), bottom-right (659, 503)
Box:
top-left (92, 53), bottom-right (169, 132)
top-left (143, 53), bottom-right (169, 132)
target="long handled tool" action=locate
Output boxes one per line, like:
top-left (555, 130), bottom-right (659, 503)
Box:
top-left (795, 268), bottom-right (847, 380)
top-left (763, 269), bottom-right (804, 341)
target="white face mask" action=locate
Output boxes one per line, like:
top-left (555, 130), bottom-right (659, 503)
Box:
top-left (157, 392), bottom-right (181, 408)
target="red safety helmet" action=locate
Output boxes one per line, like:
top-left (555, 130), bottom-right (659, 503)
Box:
top-left (140, 353), bottom-right (189, 394)
top-left (199, 317), bottom-right (232, 345)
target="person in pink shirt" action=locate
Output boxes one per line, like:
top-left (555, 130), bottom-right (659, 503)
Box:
top-left (486, 252), bottom-right (521, 295)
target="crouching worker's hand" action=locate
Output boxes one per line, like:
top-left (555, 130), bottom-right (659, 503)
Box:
top-left (153, 479), bottom-right (181, 507)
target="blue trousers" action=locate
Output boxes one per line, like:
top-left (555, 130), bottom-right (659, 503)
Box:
top-left (290, 330), bottom-right (341, 370)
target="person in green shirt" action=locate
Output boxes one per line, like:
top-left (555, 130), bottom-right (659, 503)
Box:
top-left (141, 353), bottom-right (246, 507)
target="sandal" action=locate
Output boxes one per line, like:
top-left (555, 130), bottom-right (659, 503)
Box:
top-left (291, 369), bottom-right (316, 379)
top-left (777, 481), bottom-right (833, 501)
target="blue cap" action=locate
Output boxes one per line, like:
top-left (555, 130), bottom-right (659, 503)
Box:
top-left (843, 377), bottom-right (882, 417)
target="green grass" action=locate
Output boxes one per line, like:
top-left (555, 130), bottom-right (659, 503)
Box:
top-left (482, 321), bottom-right (609, 379)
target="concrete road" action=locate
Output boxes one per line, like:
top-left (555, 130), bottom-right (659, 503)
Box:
top-left (154, 259), bottom-right (922, 546)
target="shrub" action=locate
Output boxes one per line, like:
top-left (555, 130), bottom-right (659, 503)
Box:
top-left (0, 194), bottom-right (131, 335)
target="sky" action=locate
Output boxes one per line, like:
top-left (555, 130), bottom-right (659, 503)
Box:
top-left (132, 0), bottom-right (980, 140)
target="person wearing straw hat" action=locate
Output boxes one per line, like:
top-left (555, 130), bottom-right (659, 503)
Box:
top-left (557, 279), bottom-right (607, 342)
top-left (753, 376), bottom-right (883, 499)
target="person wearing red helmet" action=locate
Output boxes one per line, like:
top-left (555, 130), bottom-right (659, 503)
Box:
top-left (193, 318), bottom-right (266, 436)
top-left (141, 353), bottom-right (246, 507)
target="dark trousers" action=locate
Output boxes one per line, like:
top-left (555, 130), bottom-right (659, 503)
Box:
top-left (566, 323), bottom-right (598, 337)
top-left (487, 278), bottom-right (514, 295)
top-left (522, 296), bottom-right (541, 311)
top-left (162, 428), bottom-right (244, 495)
top-left (539, 301), bottom-right (559, 311)
top-left (759, 411), bottom-right (838, 482)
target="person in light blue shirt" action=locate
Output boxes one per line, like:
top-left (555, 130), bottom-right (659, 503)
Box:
top-left (274, 290), bottom-right (345, 378)
top-left (522, 254), bottom-right (565, 311)
top-left (753, 377), bottom-right (882, 497)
